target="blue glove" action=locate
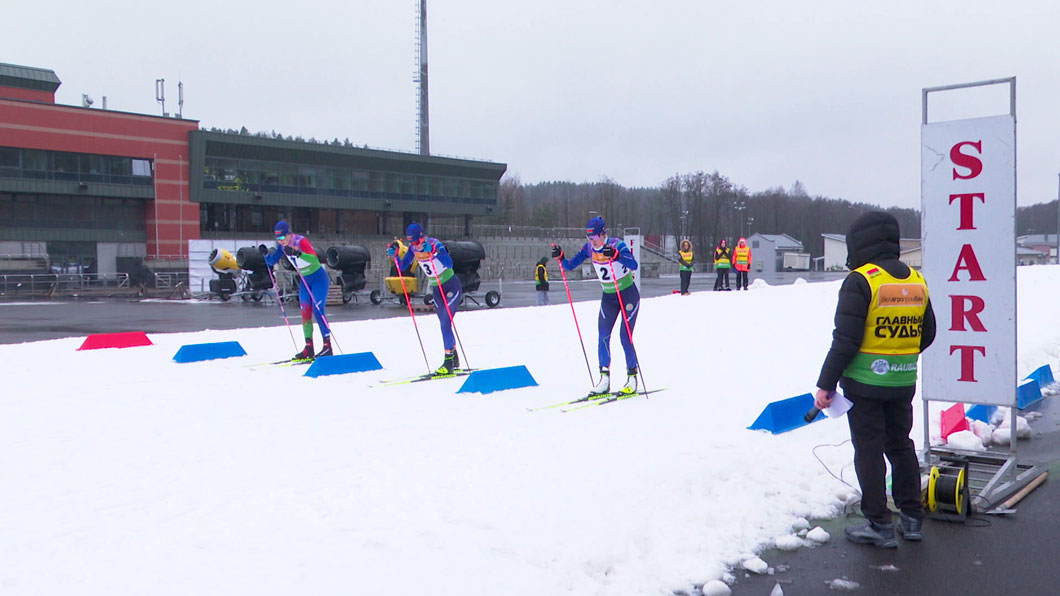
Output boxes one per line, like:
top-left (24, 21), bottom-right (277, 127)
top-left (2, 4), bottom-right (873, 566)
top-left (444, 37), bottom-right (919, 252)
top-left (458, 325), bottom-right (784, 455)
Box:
top-left (386, 243), bottom-right (397, 257)
top-left (601, 245), bottom-right (617, 260)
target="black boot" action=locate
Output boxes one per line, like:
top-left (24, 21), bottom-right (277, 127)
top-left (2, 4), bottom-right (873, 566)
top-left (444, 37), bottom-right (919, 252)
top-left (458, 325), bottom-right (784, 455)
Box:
top-left (436, 349), bottom-right (458, 375)
top-left (293, 340), bottom-right (314, 361)
top-left (316, 337), bottom-right (333, 358)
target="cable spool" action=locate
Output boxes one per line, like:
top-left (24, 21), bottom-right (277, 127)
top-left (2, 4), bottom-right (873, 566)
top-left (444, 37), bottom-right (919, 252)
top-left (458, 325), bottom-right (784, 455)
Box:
top-left (927, 460), bottom-right (970, 521)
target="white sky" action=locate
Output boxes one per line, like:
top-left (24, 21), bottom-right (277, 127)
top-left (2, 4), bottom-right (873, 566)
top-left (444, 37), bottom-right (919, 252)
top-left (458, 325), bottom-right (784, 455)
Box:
top-left (4, 0), bottom-right (1059, 209)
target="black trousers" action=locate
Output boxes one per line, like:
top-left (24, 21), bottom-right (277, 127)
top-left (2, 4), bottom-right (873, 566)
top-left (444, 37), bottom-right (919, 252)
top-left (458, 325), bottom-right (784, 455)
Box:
top-left (679, 270), bottom-right (691, 293)
top-left (735, 270), bottom-right (748, 289)
top-left (713, 268), bottom-right (729, 290)
top-left (845, 390), bottom-right (924, 524)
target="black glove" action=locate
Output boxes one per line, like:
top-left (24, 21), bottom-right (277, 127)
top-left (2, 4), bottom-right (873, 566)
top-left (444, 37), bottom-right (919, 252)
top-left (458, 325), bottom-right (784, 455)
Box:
top-left (551, 244), bottom-right (563, 259)
top-left (258, 244), bottom-right (268, 256)
top-left (601, 245), bottom-right (617, 260)
top-left (284, 245), bottom-right (302, 257)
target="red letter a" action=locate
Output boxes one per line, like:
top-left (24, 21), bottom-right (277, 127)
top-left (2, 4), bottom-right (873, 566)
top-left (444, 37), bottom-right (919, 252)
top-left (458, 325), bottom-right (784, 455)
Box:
top-left (948, 245), bottom-right (987, 282)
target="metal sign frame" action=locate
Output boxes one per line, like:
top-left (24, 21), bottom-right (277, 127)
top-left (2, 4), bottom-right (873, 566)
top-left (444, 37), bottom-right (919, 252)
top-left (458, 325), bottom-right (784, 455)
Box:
top-left (920, 77), bottom-right (1041, 511)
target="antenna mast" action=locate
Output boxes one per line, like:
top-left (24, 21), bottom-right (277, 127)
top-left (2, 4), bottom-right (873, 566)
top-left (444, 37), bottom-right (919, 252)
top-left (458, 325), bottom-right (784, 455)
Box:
top-left (414, 0), bottom-right (430, 155)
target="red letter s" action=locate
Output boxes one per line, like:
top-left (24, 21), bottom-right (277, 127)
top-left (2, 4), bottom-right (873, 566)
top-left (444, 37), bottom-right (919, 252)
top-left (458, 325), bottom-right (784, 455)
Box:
top-left (951, 141), bottom-right (983, 180)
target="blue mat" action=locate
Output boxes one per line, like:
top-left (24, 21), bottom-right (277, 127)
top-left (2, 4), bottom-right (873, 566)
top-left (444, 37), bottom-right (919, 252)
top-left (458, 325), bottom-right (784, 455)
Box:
top-left (173, 341), bottom-right (247, 363)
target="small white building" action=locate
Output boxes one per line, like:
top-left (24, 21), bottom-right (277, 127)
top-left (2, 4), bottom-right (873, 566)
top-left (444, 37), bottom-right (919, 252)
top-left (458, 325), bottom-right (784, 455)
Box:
top-left (1017, 234), bottom-right (1057, 264)
top-left (822, 234), bottom-right (847, 271)
top-left (821, 233), bottom-right (922, 271)
top-left (748, 233), bottom-right (806, 272)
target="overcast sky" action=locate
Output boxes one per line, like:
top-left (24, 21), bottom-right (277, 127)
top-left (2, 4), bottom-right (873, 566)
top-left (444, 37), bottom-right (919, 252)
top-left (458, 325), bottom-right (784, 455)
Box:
top-left (4, 0), bottom-right (1058, 209)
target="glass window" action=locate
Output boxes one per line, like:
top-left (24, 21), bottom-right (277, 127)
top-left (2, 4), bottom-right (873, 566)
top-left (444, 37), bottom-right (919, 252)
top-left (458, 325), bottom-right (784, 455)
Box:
top-left (385, 173), bottom-right (400, 193)
top-left (279, 166), bottom-right (297, 188)
top-left (261, 165), bottom-right (279, 187)
top-left (298, 167), bottom-right (317, 189)
top-left (79, 154), bottom-right (104, 175)
top-left (108, 156), bottom-right (132, 176)
top-left (445, 177), bottom-right (459, 197)
top-left (22, 150), bottom-right (46, 170)
top-left (131, 159), bottom-right (151, 177)
top-left (354, 170), bottom-right (370, 190)
top-left (400, 175), bottom-right (415, 194)
top-left (0, 147), bottom-right (18, 168)
top-left (331, 169), bottom-right (351, 191)
top-left (53, 152), bottom-right (78, 174)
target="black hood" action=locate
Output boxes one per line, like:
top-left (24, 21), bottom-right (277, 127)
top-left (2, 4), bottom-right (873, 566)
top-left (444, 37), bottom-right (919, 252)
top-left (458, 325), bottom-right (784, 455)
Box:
top-left (846, 211), bottom-right (901, 269)
top-left (537, 257), bottom-right (548, 266)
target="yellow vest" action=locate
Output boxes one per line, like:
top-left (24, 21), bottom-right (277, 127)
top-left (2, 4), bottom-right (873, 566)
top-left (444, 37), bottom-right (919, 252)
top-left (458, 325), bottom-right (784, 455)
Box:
top-left (842, 263), bottom-right (929, 386)
top-left (678, 250), bottom-right (694, 271)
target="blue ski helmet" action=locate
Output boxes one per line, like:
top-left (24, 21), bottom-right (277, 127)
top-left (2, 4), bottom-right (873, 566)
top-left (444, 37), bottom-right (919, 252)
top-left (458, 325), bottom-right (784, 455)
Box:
top-left (406, 222), bottom-right (425, 243)
top-left (586, 216), bottom-right (606, 237)
top-left (274, 220), bottom-right (291, 237)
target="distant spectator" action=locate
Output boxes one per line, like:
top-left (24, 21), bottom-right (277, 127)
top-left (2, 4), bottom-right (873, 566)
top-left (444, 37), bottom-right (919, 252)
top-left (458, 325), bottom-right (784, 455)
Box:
top-left (733, 237), bottom-right (752, 290)
top-left (713, 239), bottom-right (732, 291)
top-left (677, 239), bottom-right (694, 295)
top-left (535, 257), bottom-right (550, 305)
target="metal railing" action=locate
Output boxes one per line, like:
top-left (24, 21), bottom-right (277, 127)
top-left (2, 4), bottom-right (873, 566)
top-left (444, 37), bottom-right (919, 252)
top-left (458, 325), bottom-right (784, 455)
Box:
top-left (0, 273), bottom-right (130, 295)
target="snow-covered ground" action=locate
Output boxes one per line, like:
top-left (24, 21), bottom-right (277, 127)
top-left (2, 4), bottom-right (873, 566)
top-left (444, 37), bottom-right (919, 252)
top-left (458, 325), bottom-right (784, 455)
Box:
top-left (4, 267), bottom-right (1060, 595)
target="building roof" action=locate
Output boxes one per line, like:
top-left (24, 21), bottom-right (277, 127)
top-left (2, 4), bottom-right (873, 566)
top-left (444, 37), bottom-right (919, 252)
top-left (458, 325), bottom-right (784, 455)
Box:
top-left (0, 62), bottom-right (61, 92)
top-left (752, 233), bottom-right (803, 249)
top-left (1018, 234), bottom-right (1058, 246)
top-left (1017, 246), bottom-right (1046, 256)
top-left (822, 233), bottom-right (845, 242)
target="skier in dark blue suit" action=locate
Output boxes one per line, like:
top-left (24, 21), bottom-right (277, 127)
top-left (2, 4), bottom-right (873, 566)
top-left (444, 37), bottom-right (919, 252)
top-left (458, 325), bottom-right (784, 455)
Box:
top-left (389, 222), bottom-right (464, 374)
top-left (552, 216), bottom-right (640, 395)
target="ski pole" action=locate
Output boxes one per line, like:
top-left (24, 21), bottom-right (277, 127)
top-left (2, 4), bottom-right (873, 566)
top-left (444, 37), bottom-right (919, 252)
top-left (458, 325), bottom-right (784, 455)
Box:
top-left (283, 252), bottom-right (342, 355)
top-left (607, 257), bottom-right (648, 393)
top-left (553, 245), bottom-right (595, 386)
top-left (392, 252), bottom-right (432, 374)
top-left (263, 260), bottom-right (299, 351)
top-left (425, 248), bottom-right (469, 369)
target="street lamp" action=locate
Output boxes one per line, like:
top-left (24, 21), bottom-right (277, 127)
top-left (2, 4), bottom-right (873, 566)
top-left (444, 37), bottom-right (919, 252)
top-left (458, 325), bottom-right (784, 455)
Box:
top-left (747, 216), bottom-right (755, 237)
top-left (680, 210), bottom-right (689, 240)
top-left (734, 201), bottom-right (747, 238)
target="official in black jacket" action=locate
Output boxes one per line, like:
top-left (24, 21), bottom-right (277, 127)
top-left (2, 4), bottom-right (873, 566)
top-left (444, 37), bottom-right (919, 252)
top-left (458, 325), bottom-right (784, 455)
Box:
top-left (813, 211), bottom-right (936, 548)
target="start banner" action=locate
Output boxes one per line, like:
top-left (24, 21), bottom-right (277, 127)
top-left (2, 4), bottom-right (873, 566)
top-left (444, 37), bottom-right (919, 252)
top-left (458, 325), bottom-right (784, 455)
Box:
top-left (921, 114), bottom-right (1016, 406)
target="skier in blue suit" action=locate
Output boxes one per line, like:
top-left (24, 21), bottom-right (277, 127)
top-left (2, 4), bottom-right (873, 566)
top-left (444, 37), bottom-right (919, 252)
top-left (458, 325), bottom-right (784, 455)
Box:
top-left (389, 222), bottom-right (464, 374)
top-left (552, 216), bottom-right (640, 395)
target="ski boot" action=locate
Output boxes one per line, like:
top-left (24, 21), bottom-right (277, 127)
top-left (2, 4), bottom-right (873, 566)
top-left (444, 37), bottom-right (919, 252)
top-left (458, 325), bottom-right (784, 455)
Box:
top-left (316, 337), bottom-right (333, 358)
top-left (436, 349), bottom-right (459, 375)
top-left (590, 367), bottom-right (610, 395)
top-left (293, 340), bottom-right (314, 362)
top-left (620, 367), bottom-right (639, 395)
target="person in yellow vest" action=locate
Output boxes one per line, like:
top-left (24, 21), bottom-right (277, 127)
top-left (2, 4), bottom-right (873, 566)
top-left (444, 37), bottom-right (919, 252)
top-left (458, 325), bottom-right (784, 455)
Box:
top-left (677, 239), bottom-right (694, 295)
top-left (813, 211), bottom-right (936, 548)
top-left (732, 237), bottom-right (752, 290)
top-left (535, 256), bottom-right (550, 305)
top-left (712, 239), bottom-right (732, 291)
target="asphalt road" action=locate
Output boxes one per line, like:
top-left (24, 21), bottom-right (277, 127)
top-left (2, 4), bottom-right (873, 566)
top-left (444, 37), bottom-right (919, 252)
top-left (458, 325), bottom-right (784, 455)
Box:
top-left (0, 271), bottom-right (845, 345)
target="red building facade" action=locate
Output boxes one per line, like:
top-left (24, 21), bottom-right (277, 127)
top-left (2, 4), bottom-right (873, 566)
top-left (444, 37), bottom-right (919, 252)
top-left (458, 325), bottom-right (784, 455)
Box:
top-left (0, 63), bottom-right (198, 263)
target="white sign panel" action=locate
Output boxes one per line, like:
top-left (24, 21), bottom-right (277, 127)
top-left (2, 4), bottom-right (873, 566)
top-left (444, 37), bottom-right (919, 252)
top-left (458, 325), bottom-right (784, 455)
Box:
top-left (921, 115), bottom-right (1016, 406)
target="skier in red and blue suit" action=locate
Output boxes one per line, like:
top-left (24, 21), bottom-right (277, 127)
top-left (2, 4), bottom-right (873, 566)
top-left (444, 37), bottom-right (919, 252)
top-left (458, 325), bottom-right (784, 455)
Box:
top-left (551, 216), bottom-right (640, 395)
top-left (389, 222), bottom-right (464, 374)
top-left (263, 220), bottom-right (332, 360)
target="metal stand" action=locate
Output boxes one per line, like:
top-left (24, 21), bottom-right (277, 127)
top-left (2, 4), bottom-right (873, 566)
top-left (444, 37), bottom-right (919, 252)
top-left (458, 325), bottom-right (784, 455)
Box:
top-left (923, 405), bottom-right (1045, 513)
